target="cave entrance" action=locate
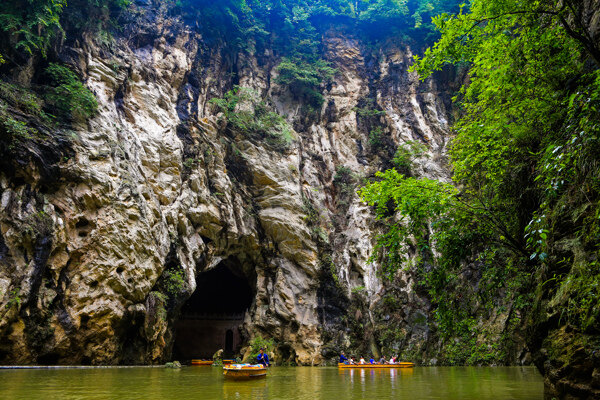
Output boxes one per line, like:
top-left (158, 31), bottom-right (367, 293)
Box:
top-left (173, 258), bottom-right (254, 361)
top-left (225, 330), bottom-right (233, 353)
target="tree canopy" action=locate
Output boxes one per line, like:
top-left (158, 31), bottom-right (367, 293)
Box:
top-left (361, 0), bottom-right (600, 347)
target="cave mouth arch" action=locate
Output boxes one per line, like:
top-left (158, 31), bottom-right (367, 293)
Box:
top-left (172, 258), bottom-right (254, 361)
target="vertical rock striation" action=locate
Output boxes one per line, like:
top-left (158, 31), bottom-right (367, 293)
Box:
top-left (0, 5), bottom-right (500, 367)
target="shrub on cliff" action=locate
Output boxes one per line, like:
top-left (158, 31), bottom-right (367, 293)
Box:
top-left (44, 63), bottom-right (98, 121)
top-left (0, 81), bottom-right (48, 154)
top-left (210, 86), bottom-right (294, 151)
top-left (393, 140), bottom-right (428, 175)
top-left (275, 58), bottom-right (336, 109)
top-left (247, 335), bottom-right (275, 364)
top-left (0, 64), bottom-right (95, 164)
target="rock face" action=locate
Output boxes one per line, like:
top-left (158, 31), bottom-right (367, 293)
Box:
top-left (0, 5), bottom-right (514, 367)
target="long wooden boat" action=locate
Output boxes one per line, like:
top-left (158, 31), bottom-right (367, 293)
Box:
top-left (222, 359), bottom-right (235, 365)
top-left (191, 360), bottom-right (213, 366)
top-left (223, 364), bottom-right (267, 379)
top-left (338, 362), bottom-right (415, 369)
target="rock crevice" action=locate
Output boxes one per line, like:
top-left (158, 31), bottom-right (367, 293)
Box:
top-left (0, 7), bottom-right (501, 366)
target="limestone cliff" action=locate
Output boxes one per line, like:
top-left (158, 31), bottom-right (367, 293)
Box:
top-left (0, 3), bottom-right (518, 367)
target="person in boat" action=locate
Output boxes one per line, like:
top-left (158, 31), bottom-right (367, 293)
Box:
top-left (379, 356), bottom-right (387, 364)
top-left (369, 356), bottom-right (375, 364)
top-left (257, 348), bottom-right (270, 367)
top-left (340, 351), bottom-right (349, 364)
top-left (389, 356), bottom-right (396, 364)
top-left (350, 356), bottom-right (357, 365)
top-left (359, 356), bottom-right (366, 364)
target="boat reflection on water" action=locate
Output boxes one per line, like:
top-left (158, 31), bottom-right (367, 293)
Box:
top-left (0, 365), bottom-right (544, 399)
top-left (340, 366), bottom-right (415, 389)
top-left (222, 378), bottom-right (268, 399)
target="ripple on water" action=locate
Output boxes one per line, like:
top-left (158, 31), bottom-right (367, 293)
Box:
top-left (0, 366), bottom-right (543, 400)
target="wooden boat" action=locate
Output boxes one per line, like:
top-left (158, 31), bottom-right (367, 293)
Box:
top-left (191, 359), bottom-right (213, 365)
top-left (223, 364), bottom-right (267, 379)
top-left (338, 362), bottom-right (415, 368)
top-left (222, 359), bottom-right (235, 365)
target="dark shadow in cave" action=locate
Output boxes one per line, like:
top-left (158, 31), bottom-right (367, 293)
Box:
top-left (172, 258), bottom-right (254, 361)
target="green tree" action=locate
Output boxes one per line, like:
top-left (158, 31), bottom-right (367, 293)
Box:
top-left (361, 0), bottom-right (600, 340)
top-left (360, 169), bottom-right (457, 279)
top-left (360, 0), bottom-right (600, 356)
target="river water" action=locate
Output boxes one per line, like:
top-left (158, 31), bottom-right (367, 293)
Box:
top-left (0, 365), bottom-right (543, 399)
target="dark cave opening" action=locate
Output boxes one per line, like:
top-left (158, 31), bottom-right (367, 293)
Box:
top-left (172, 258), bottom-right (254, 361)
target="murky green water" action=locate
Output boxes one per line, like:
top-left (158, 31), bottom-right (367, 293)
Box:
top-left (0, 366), bottom-right (543, 399)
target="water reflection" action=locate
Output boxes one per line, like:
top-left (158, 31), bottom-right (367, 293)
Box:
top-left (0, 366), bottom-right (543, 400)
top-left (222, 379), bottom-right (268, 399)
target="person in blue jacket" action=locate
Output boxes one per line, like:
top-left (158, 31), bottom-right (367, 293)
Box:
top-left (257, 348), bottom-right (270, 366)
top-left (339, 351), bottom-right (348, 364)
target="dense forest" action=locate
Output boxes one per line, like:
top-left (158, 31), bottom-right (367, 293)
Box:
top-left (1, 0), bottom-right (599, 398)
top-left (360, 1), bottom-right (600, 393)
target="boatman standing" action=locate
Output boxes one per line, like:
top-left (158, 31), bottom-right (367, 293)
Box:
top-left (257, 348), bottom-right (270, 366)
top-left (339, 351), bottom-right (348, 364)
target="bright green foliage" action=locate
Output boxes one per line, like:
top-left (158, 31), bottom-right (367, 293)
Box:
top-left (210, 86), bottom-right (294, 151)
top-left (359, 0), bottom-right (600, 356)
top-left (393, 140), bottom-right (427, 174)
top-left (0, 65), bottom-right (95, 155)
top-left (0, 0), bottom-right (129, 59)
top-left (412, 0), bottom-right (600, 258)
top-left (359, 169), bottom-right (456, 279)
top-left (0, 0), bottom-right (66, 57)
top-left (351, 285), bottom-right (366, 294)
top-left (360, 164), bottom-right (535, 354)
top-left (0, 112), bottom-right (35, 149)
top-left (368, 126), bottom-right (384, 149)
top-left (5, 289), bottom-right (22, 309)
top-left (163, 269), bottom-right (185, 298)
top-left (276, 58), bottom-right (336, 108)
top-left (355, 0), bottom-right (600, 351)
top-left (527, 72), bottom-right (600, 260)
top-left (354, 105), bottom-right (386, 118)
top-left (176, 0), bottom-right (461, 108)
top-left (247, 335), bottom-right (275, 363)
top-left (44, 63), bottom-right (98, 121)
top-left (409, 0), bottom-right (600, 262)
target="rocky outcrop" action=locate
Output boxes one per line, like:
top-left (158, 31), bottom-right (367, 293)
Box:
top-left (0, 4), bottom-right (520, 367)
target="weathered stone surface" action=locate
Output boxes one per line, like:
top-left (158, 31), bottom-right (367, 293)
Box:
top-left (0, 8), bottom-right (464, 367)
